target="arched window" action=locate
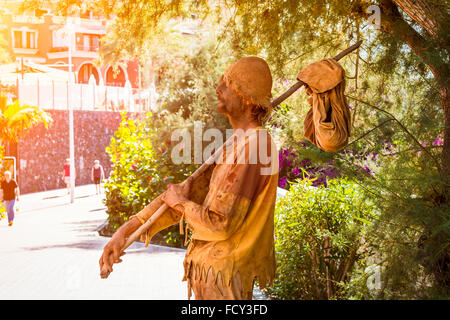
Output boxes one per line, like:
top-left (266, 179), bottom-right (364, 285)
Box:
top-left (78, 63), bottom-right (100, 85)
top-left (105, 66), bottom-right (126, 87)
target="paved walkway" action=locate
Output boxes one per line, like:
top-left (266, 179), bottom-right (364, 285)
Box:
top-left (0, 185), bottom-right (188, 299)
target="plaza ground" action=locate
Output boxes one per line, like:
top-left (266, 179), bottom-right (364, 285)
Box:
top-left (0, 184), bottom-right (188, 299)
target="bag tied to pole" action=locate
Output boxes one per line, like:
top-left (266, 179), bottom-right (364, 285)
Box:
top-left (297, 58), bottom-right (351, 152)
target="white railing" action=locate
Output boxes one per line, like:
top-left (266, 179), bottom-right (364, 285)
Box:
top-left (12, 15), bottom-right (44, 24)
top-left (15, 79), bottom-right (151, 112)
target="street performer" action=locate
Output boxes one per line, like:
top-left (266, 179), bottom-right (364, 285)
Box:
top-left (99, 56), bottom-right (280, 300)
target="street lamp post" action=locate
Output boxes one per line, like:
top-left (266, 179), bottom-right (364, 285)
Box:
top-left (67, 19), bottom-right (75, 203)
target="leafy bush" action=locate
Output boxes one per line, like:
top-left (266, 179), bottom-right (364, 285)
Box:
top-left (103, 113), bottom-right (194, 247)
top-left (267, 177), bottom-right (377, 300)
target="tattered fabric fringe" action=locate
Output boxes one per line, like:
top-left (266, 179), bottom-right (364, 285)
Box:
top-left (184, 260), bottom-right (274, 299)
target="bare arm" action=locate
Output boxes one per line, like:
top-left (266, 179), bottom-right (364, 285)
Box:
top-left (99, 217), bottom-right (142, 274)
top-left (15, 187), bottom-right (19, 201)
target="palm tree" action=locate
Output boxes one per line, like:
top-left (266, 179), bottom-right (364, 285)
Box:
top-left (0, 95), bottom-right (53, 145)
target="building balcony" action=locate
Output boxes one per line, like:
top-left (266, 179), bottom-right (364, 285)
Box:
top-left (47, 47), bottom-right (99, 59)
top-left (12, 15), bottom-right (44, 24)
top-left (76, 44), bottom-right (99, 52)
top-left (13, 47), bottom-right (39, 55)
top-left (52, 16), bottom-right (105, 28)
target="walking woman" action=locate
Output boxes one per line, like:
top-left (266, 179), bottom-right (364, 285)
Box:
top-left (0, 171), bottom-right (20, 226)
top-left (91, 160), bottom-right (105, 194)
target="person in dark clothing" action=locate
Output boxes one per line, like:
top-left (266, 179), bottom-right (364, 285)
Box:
top-left (91, 160), bottom-right (105, 195)
top-left (0, 171), bottom-right (20, 226)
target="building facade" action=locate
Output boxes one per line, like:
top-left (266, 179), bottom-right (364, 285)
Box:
top-left (0, 7), bottom-right (140, 88)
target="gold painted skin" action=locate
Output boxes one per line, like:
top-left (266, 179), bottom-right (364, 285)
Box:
top-left (130, 56), bottom-right (277, 300)
top-left (132, 128), bottom-right (278, 300)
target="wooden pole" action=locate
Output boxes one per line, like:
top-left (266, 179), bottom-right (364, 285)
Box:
top-left (37, 78), bottom-right (39, 108)
top-left (52, 80), bottom-right (55, 109)
top-left (270, 40), bottom-right (362, 107)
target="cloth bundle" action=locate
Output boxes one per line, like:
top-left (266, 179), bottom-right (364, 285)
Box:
top-left (297, 58), bottom-right (352, 152)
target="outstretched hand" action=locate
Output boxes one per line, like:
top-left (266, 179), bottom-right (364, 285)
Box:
top-left (99, 231), bottom-right (127, 277)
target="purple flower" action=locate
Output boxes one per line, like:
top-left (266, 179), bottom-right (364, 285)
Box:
top-left (279, 177), bottom-right (288, 188)
top-left (432, 136), bottom-right (443, 146)
top-left (300, 159), bottom-right (311, 166)
top-left (364, 165), bottom-right (374, 175)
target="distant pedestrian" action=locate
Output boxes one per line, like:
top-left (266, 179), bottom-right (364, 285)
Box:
top-left (62, 158), bottom-right (76, 195)
top-left (91, 160), bottom-right (105, 195)
top-left (0, 171), bottom-right (20, 227)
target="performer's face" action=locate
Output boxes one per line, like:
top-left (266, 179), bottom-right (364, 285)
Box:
top-left (215, 79), bottom-right (243, 118)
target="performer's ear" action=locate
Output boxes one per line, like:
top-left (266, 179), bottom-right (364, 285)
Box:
top-left (241, 99), bottom-right (252, 112)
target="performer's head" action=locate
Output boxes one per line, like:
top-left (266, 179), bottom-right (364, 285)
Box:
top-left (216, 56), bottom-right (272, 124)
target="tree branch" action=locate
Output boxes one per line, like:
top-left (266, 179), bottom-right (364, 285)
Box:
top-left (378, 0), bottom-right (448, 82)
top-left (346, 95), bottom-right (442, 171)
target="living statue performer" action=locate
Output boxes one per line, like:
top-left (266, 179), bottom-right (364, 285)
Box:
top-left (99, 56), bottom-right (280, 300)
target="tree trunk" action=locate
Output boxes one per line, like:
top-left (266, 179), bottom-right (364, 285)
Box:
top-left (390, 0), bottom-right (450, 178)
top-left (392, 0), bottom-right (449, 48)
top-left (376, 0), bottom-right (450, 178)
top-left (440, 84), bottom-right (450, 181)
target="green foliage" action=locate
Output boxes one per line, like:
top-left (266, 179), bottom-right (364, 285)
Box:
top-left (267, 177), bottom-right (377, 300)
top-left (0, 95), bottom-right (53, 144)
top-left (0, 204), bottom-right (5, 221)
top-left (104, 113), bottom-right (188, 245)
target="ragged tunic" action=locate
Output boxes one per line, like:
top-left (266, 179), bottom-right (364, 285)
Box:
top-left (132, 127), bottom-right (278, 299)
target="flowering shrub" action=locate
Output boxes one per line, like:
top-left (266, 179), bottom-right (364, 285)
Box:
top-left (278, 147), bottom-right (339, 189)
top-left (103, 113), bottom-right (194, 247)
top-left (267, 177), bottom-right (377, 299)
top-left (338, 148), bottom-right (380, 176)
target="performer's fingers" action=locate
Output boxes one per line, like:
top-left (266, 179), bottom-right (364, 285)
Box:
top-left (106, 253), bottom-right (114, 272)
top-left (100, 253), bottom-right (108, 269)
top-left (183, 178), bottom-right (192, 194)
top-left (100, 254), bottom-right (112, 273)
top-left (112, 246), bottom-right (121, 261)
